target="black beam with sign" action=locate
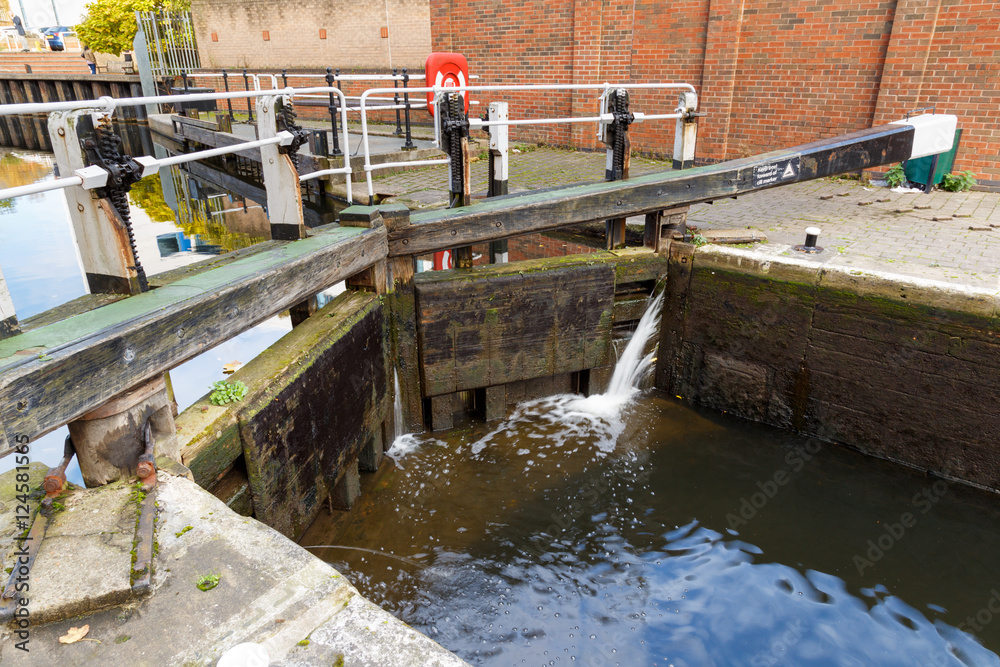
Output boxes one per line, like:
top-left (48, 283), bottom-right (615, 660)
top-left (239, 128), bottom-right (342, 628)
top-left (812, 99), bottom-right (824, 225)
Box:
top-left (390, 124), bottom-right (915, 257)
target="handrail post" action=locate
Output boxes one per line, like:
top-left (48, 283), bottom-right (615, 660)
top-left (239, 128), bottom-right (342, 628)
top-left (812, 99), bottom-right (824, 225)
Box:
top-left (257, 93), bottom-right (307, 240)
top-left (49, 109), bottom-right (146, 295)
top-left (401, 68), bottom-right (415, 150)
top-left (326, 67), bottom-right (342, 157)
top-left (243, 69), bottom-right (253, 122)
top-left (673, 91), bottom-right (698, 170)
top-left (222, 70), bottom-right (234, 121)
top-left (281, 68), bottom-right (288, 88)
top-left (487, 101), bottom-right (509, 264)
top-left (0, 263), bottom-right (20, 341)
top-left (603, 88), bottom-right (630, 250)
top-left (392, 68), bottom-right (402, 135)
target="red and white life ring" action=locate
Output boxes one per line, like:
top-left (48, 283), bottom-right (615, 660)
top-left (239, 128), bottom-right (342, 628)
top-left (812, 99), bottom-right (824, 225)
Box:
top-left (425, 52), bottom-right (469, 116)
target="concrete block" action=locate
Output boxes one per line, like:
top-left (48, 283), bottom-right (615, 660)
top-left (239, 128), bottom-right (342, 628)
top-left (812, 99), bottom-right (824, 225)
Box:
top-left (358, 433), bottom-right (384, 472)
top-left (329, 459), bottom-right (361, 510)
top-left (819, 263), bottom-right (998, 319)
top-left (430, 394), bottom-right (454, 431)
top-left (20, 481), bottom-right (136, 625)
top-left (484, 385), bottom-right (506, 421)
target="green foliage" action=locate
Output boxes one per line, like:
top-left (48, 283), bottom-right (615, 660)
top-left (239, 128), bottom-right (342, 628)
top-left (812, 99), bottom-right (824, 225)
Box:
top-left (690, 233), bottom-right (709, 247)
top-left (76, 0), bottom-right (190, 56)
top-left (885, 163), bottom-right (906, 188)
top-left (196, 574), bottom-right (220, 591)
top-left (209, 380), bottom-right (248, 406)
top-left (129, 175), bottom-right (175, 223)
top-left (940, 170), bottom-right (977, 193)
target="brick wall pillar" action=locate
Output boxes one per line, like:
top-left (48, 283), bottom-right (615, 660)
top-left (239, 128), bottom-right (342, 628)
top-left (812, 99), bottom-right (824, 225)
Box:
top-left (430, 0), bottom-right (453, 52)
top-left (570, 0), bottom-right (603, 150)
top-left (871, 0), bottom-right (940, 126)
top-left (698, 0), bottom-right (746, 161)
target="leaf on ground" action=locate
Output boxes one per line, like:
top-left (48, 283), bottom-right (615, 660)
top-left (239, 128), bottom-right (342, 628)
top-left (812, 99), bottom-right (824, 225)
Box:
top-left (59, 625), bottom-right (90, 644)
top-left (223, 360), bottom-right (243, 375)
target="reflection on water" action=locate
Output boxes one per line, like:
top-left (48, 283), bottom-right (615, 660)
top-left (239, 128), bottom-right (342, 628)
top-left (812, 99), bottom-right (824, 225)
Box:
top-left (0, 147), bottom-right (296, 478)
top-left (302, 392), bottom-right (1000, 666)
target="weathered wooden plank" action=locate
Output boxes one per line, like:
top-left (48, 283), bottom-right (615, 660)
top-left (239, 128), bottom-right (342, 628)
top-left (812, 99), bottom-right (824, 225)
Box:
top-left (240, 292), bottom-right (388, 539)
top-left (0, 223), bottom-right (386, 450)
top-left (176, 121), bottom-right (264, 161)
top-left (5, 80), bottom-right (37, 150)
top-left (391, 124), bottom-right (916, 257)
top-left (415, 253), bottom-right (625, 397)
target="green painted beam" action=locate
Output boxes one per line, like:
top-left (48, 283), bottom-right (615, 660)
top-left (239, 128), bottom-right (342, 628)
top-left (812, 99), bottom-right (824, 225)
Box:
top-left (0, 223), bottom-right (385, 453)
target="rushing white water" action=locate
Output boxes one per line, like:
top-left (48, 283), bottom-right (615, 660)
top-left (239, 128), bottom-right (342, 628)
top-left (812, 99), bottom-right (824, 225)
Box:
top-left (605, 288), bottom-right (664, 397)
top-left (469, 288), bottom-right (665, 458)
top-left (390, 288), bottom-right (665, 461)
top-left (393, 368), bottom-right (405, 439)
top-left (388, 368), bottom-right (426, 461)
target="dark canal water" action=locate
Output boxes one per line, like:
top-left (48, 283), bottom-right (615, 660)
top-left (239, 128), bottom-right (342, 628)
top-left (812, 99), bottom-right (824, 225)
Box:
top-left (303, 380), bottom-right (1000, 665)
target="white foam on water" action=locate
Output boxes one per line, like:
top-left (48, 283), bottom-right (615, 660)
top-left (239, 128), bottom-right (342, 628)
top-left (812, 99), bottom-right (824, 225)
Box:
top-left (468, 289), bottom-right (665, 459)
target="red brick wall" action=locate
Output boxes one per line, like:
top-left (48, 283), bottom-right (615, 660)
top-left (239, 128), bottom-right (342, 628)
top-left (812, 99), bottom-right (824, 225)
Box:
top-left (431, 0), bottom-right (1000, 185)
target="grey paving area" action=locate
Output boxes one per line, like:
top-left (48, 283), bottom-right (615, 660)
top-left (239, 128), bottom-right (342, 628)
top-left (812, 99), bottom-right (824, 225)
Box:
top-left (687, 178), bottom-right (1000, 290)
top-left (371, 143), bottom-right (674, 209)
top-left (366, 145), bottom-right (1000, 288)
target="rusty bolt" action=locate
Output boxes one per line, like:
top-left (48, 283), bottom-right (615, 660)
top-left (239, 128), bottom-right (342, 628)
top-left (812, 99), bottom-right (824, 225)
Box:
top-left (43, 471), bottom-right (66, 496)
top-left (137, 459), bottom-right (155, 480)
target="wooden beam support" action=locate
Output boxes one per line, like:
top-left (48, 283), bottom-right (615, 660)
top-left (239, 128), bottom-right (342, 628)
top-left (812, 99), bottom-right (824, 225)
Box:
top-left (0, 224), bottom-right (386, 451)
top-left (391, 123), bottom-right (916, 257)
top-left (376, 203), bottom-right (426, 434)
top-left (48, 109), bottom-right (144, 295)
top-left (256, 95), bottom-right (307, 241)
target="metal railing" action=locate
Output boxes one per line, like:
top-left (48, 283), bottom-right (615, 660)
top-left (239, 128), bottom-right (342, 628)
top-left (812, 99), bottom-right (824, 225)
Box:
top-left (0, 86), bottom-right (355, 202)
top-left (357, 82), bottom-right (699, 201)
top-left (136, 10), bottom-right (200, 77)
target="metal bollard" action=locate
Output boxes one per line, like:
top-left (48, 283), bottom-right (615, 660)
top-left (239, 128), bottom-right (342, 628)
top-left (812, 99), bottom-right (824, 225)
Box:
top-left (281, 68), bottom-right (288, 88)
top-left (794, 227), bottom-right (824, 253)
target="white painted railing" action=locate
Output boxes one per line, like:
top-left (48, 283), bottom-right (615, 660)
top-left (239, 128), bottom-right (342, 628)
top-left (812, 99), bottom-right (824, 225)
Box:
top-left (357, 82), bottom-right (699, 202)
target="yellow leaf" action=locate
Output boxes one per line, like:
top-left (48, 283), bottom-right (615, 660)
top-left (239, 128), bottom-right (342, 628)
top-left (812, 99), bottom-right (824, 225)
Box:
top-left (222, 360), bottom-right (243, 375)
top-left (59, 625), bottom-right (90, 644)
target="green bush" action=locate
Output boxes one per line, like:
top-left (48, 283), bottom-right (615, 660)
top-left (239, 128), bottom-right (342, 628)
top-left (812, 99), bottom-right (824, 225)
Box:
top-left (208, 380), bottom-right (248, 406)
top-left (940, 170), bottom-right (977, 193)
top-left (885, 163), bottom-right (906, 188)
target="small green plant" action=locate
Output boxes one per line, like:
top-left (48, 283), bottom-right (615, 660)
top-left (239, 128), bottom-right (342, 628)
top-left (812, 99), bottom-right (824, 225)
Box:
top-left (885, 163), bottom-right (906, 188)
top-left (297, 639), bottom-right (311, 647)
top-left (196, 574), bottom-right (220, 591)
top-left (690, 233), bottom-right (709, 247)
top-left (175, 525), bottom-right (193, 538)
top-left (940, 170), bottom-right (977, 192)
top-left (209, 380), bottom-right (248, 406)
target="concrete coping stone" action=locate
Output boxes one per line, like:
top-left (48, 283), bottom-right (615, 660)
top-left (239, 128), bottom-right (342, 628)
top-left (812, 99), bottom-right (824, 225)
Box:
top-left (695, 245), bottom-right (1000, 319)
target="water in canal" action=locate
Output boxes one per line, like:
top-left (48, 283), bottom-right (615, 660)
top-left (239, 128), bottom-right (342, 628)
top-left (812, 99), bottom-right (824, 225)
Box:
top-left (301, 294), bottom-right (1000, 666)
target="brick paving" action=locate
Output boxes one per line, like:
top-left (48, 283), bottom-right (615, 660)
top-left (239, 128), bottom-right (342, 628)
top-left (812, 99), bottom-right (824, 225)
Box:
top-left (366, 144), bottom-right (1000, 289)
